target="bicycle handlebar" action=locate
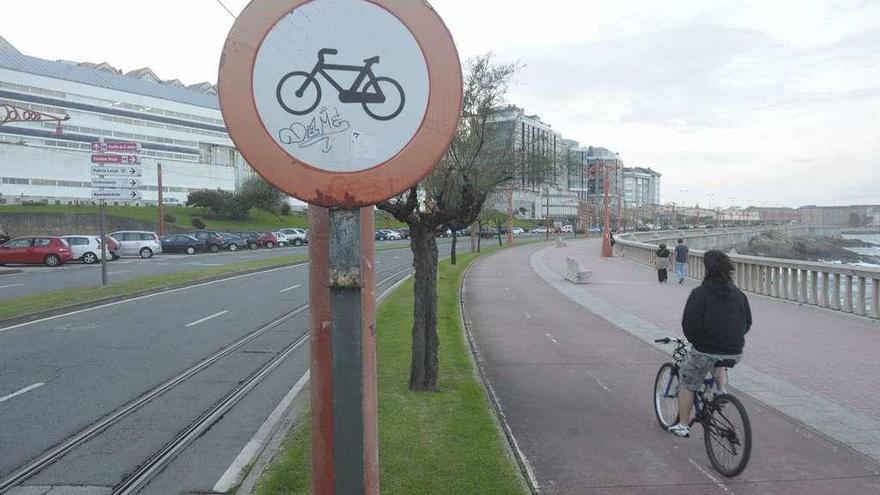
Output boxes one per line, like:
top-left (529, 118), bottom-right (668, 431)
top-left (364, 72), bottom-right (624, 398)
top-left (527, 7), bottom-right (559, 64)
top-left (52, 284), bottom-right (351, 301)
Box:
top-left (318, 48), bottom-right (338, 62)
top-left (655, 337), bottom-right (686, 345)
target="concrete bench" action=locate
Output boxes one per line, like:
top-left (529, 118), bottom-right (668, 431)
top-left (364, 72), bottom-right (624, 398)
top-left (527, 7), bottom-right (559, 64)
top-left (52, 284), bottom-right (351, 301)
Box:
top-left (565, 256), bottom-right (593, 284)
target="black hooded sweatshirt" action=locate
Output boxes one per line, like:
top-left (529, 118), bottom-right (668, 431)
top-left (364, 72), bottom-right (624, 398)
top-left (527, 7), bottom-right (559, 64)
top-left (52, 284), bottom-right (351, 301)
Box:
top-left (682, 280), bottom-right (752, 355)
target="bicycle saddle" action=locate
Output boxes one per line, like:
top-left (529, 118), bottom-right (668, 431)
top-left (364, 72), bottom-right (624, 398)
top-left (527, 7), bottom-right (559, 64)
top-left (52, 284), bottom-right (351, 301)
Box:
top-left (714, 359), bottom-right (738, 368)
top-left (363, 56), bottom-right (380, 64)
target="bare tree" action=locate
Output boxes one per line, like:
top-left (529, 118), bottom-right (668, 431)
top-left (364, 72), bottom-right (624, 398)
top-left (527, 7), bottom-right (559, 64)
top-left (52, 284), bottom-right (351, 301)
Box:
top-left (378, 54), bottom-right (519, 391)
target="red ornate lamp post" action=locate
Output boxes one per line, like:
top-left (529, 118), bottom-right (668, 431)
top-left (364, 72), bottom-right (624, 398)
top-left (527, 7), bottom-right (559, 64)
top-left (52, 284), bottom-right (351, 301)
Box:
top-left (0, 102), bottom-right (70, 135)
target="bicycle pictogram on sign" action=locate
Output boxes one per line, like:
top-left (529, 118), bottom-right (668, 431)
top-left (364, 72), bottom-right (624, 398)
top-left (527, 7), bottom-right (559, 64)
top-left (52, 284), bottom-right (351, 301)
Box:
top-left (276, 48), bottom-right (406, 121)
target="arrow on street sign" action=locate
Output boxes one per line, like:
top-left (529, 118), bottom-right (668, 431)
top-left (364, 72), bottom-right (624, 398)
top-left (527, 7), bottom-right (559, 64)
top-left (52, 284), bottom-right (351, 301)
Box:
top-left (92, 189), bottom-right (142, 200)
top-left (91, 154), bottom-right (139, 164)
top-left (92, 165), bottom-right (143, 177)
top-left (91, 178), bottom-right (141, 189)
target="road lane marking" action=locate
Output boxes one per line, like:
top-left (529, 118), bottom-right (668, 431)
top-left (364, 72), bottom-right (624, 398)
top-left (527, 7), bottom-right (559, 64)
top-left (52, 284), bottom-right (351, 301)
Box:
top-left (214, 370), bottom-right (311, 492)
top-left (108, 270), bottom-right (131, 275)
top-left (279, 284), bottom-right (301, 293)
top-left (0, 264), bottom-right (302, 334)
top-left (0, 382), bottom-right (44, 404)
top-left (544, 333), bottom-right (559, 345)
top-left (185, 310), bottom-right (230, 327)
top-left (0, 283), bottom-right (24, 289)
top-left (688, 458), bottom-right (734, 494)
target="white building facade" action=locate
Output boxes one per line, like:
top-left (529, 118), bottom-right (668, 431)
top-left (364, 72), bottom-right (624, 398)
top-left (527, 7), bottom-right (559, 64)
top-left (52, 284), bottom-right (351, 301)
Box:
top-left (622, 166), bottom-right (661, 208)
top-left (0, 39), bottom-right (254, 206)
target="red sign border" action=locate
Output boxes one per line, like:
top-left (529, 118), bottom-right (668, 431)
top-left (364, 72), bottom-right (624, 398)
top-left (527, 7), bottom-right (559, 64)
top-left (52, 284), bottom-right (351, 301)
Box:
top-left (218, 0), bottom-right (463, 207)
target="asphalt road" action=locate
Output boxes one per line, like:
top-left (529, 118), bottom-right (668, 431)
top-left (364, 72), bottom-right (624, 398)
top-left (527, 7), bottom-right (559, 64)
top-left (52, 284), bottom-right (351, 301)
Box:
top-left (0, 239), bottom-right (473, 493)
top-left (0, 240), bottom-right (412, 301)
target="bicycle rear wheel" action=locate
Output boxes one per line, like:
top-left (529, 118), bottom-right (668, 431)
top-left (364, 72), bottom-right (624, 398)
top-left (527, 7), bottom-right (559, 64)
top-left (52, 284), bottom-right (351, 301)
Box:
top-left (653, 363), bottom-right (679, 429)
top-left (703, 393), bottom-right (752, 477)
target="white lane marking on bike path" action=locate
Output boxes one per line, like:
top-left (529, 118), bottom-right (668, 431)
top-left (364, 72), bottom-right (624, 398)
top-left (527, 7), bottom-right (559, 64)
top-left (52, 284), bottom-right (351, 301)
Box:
top-left (0, 382), bottom-right (45, 404)
top-left (185, 310), bottom-right (229, 327)
top-left (688, 458), bottom-right (734, 494)
top-left (544, 333), bottom-right (559, 345)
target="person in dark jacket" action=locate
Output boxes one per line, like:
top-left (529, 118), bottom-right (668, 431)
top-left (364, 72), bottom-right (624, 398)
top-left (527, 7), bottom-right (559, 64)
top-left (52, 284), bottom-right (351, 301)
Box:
top-left (674, 238), bottom-right (689, 283)
top-left (668, 250), bottom-right (752, 438)
top-left (655, 243), bottom-right (671, 282)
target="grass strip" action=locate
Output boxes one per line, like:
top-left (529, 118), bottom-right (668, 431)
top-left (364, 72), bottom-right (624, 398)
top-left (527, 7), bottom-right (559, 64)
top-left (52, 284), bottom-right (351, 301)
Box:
top-left (254, 248), bottom-right (527, 495)
top-left (0, 254), bottom-right (307, 322)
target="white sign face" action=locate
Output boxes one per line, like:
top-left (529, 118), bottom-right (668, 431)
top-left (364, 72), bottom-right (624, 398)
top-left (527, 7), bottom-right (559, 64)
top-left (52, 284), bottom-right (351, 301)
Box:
top-left (91, 178), bottom-right (141, 189)
top-left (92, 189), bottom-right (142, 200)
top-left (92, 166), bottom-right (142, 177)
top-left (252, 0), bottom-right (430, 173)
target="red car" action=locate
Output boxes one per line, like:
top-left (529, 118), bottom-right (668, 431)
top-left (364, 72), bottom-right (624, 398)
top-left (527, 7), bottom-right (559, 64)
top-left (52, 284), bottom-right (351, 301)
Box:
top-left (0, 236), bottom-right (74, 267)
top-left (102, 235), bottom-right (121, 260)
top-left (258, 232), bottom-right (280, 249)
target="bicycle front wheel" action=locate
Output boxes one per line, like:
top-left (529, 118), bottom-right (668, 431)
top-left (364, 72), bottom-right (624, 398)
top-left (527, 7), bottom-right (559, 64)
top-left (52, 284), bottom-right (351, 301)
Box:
top-left (653, 363), bottom-right (680, 429)
top-left (276, 71), bottom-right (321, 116)
top-left (703, 393), bottom-right (752, 477)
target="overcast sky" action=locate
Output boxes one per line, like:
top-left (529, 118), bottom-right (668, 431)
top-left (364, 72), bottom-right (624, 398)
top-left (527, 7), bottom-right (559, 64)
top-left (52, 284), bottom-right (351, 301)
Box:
top-left (3, 0), bottom-right (878, 207)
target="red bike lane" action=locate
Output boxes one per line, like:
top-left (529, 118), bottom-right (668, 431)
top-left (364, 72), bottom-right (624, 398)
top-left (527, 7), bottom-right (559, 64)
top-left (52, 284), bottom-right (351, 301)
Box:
top-left (463, 242), bottom-right (880, 494)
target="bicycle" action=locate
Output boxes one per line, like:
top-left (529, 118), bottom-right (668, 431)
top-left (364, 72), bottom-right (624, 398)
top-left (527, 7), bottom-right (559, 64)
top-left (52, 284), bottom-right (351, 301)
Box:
top-left (275, 48), bottom-right (406, 121)
top-left (653, 337), bottom-right (752, 477)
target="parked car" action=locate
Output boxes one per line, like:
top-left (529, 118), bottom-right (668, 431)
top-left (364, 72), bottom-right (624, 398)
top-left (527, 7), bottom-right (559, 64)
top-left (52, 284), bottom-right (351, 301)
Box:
top-left (109, 231), bottom-right (163, 259)
top-left (561, 225), bottom-right (574, 233)
top-left (375, 230), bottom-right (388, 241)
top-left (278, 228), bottom-right (309, 246)
top-left (380, 229), bottom-right (402, 240)
top-left (62, 235), bottom-right (104, 264)
top-left (511, 227), bottom-right (525, 235)
top-left (185, 230), bottom-right (226, 253)
top-left (532, 226), bottom-right (550, 234)
top-left (273, 231), bottom-right (290, 247)
top-left (0, 236), bottom-right (73, 267)
top-left (258, 232), bottom-right (280, 248)
top-left (102, 235), bottom-right (121, 260)
top-left (218, 232), bottom-right (249, 251)
top-left (231, 231), bottom-right (262, 249)
top-left (397, 227), bottom-right (410, 239)
top-left (161, 234), bottom-right (204, 255)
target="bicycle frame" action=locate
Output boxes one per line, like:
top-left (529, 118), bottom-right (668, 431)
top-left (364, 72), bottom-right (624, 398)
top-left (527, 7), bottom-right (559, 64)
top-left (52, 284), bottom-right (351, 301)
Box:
top-left (301, 61), bottom-right (385, 104)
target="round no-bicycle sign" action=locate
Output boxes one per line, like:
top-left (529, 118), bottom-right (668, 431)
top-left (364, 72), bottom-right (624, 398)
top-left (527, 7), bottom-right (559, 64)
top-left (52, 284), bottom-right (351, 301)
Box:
top-left (219, 0), bottom-right (462, 207)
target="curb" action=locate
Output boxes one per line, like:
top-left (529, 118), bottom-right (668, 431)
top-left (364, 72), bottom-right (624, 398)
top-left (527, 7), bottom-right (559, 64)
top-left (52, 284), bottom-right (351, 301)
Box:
top-left (459, 245), bottom-right (540, 495)
top-left (0, 260), bottom-right (307, 329)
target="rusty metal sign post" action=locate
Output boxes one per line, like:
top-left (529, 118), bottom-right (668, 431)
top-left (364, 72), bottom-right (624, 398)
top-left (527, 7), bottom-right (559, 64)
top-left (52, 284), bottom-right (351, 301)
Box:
top-left (219, 1), bottom-right (461, 493)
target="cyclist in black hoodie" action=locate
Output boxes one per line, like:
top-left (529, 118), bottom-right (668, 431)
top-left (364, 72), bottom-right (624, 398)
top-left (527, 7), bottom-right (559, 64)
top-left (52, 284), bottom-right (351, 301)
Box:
top-left (668, 250), bottom-right (752, 438)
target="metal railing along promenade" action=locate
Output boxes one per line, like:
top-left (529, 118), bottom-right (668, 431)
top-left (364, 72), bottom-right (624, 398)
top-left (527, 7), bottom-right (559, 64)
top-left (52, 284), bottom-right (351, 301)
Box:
top-left (616, 227), bottom-right (880, 320)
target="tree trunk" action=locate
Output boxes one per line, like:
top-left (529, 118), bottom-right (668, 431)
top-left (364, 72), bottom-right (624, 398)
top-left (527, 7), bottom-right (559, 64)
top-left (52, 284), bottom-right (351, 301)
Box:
top-left (450, 230), bottom-right (457, 265)
top-left (496, 226), bottom-right (502, 246)
top-left (409, 226), bottom-right (440, 392)
top-left (477, 222), bottom-right (482, 253)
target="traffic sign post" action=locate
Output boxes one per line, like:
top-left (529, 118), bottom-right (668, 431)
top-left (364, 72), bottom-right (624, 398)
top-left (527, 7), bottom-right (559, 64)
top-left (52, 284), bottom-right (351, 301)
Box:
top-left (91, 142), bottom-right (142, 286)
top-left (220, 1), bottom-right (461, 493)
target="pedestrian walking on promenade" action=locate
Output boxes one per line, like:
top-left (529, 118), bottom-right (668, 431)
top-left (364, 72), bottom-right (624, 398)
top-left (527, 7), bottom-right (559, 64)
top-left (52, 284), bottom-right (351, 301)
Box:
top-left (668, 250), bottom-right (752, 437)
top-left (674, 238), bottom-right (689, 283)
top-left (655, 243), bottom-right (671, 283)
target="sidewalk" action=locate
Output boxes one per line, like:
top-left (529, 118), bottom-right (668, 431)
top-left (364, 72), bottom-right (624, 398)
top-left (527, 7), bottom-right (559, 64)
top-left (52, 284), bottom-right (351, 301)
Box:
top-left (462, 240), bottom-right (880, 494)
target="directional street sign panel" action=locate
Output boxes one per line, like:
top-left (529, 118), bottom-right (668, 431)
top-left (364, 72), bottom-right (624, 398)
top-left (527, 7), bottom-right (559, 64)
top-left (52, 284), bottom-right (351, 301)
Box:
top-left (91, 154), bottom-right (139, 164)
top-left (90, 141), bottom-right (140, 153)
top-left (218, 0), bottom-right (462, 207)
top-left (91, 178), bottom-right (141, 189)
top-left (92, 165), bottom-right (143, 177)
top-left (92, 189), bottom-right (142, 200)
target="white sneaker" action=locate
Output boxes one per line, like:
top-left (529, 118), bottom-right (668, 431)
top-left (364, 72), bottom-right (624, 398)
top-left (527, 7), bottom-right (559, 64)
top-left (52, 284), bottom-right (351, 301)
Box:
top-left (668, 423), bottom-right (690, 438)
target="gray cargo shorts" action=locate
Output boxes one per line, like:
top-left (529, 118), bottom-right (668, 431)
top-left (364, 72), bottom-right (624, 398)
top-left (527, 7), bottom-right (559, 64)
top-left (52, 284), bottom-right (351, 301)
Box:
top-left (679, 349), bottom-right (741, 391)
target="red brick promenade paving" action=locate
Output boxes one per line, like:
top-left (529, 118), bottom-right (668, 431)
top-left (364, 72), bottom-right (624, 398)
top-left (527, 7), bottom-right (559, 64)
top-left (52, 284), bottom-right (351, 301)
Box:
top-left (463, 240), bottom-right (880, 494)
